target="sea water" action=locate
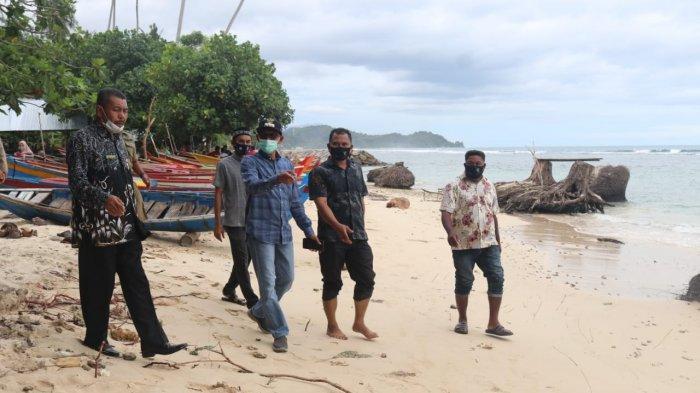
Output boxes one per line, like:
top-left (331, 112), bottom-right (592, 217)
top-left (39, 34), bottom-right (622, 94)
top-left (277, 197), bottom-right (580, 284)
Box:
top-left (364, 146), bottom-right (700, 298)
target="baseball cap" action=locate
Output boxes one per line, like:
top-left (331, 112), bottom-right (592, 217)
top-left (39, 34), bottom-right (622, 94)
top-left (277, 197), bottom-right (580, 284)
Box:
top-left (257, 117), bottom-right (283, 135)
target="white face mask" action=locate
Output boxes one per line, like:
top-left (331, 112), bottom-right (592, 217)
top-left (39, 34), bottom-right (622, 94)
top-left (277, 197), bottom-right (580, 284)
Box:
top-left (104, 120), bottom-right (124, 135)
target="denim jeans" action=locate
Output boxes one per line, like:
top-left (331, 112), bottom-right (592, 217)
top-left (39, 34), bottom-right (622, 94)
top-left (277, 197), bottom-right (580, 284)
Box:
top-left (247, 237), bottom-right (295, 338)
top-left (452, 245), bottom-right (504, 297)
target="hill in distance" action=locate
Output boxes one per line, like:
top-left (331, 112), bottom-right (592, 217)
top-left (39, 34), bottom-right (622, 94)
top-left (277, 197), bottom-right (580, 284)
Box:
top-left (283, 125), bottom-right (464, 149)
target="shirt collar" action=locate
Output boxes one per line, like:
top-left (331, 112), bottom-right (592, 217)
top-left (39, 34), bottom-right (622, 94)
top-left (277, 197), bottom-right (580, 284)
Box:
top-left (257, 150), bottom-right (280, 161)
top-left (323, 158), bottom-right (354, 170)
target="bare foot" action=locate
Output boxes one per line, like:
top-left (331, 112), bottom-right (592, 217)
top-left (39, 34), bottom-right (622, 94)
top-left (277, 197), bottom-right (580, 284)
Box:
top-left (327, 325), bottom-right (348, 340)
top-left (352, 323), bottom-right (379, 340)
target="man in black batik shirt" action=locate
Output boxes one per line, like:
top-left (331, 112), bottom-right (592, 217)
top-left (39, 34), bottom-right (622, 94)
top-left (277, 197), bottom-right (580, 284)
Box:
top-left (309, 128), bottom-right (378, 341)
top-left (67, 88), bottom-right (187, 358)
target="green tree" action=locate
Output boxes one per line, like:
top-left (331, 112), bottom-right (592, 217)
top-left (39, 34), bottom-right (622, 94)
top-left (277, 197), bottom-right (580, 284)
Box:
top-left (0, 0), bottom-right (102, 117)
top-left (147, 33), bottom-right (293, 146)
top-left (69, 26), bottom-right (166, 129)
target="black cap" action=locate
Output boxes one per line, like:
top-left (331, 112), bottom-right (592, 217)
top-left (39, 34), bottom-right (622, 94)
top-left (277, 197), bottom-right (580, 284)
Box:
top-left (257, 117), bottom-right (283, 135)
top-left (232, 129), bottom-right (252, 140)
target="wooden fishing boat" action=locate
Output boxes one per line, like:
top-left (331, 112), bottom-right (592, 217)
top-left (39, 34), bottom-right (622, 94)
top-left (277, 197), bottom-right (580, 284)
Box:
top-left (0, 189), bottom-right (219, 233)
top-left (183, 152), bottom-right (219, 166)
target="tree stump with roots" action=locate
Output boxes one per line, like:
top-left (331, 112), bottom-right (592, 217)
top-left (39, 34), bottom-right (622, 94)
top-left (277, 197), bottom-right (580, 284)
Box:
top-left (496, 160), bottom-right (609, 214)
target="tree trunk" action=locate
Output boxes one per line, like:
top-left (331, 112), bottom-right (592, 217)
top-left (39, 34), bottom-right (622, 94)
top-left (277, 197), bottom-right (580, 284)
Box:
top-left (496, 161), bottom-right (608, 214)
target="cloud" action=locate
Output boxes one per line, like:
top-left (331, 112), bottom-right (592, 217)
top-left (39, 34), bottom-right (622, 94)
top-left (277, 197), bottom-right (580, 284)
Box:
top-left (74, 1), bottom-right (700, 145)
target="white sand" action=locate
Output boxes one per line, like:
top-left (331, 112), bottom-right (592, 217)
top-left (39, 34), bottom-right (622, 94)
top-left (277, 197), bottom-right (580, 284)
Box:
top-left (0, 189), bottom-right (698, 392)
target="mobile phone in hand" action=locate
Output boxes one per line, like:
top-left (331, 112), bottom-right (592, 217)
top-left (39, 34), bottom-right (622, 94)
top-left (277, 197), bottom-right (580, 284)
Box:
top-left (303, 237), bottom-right (323, 252)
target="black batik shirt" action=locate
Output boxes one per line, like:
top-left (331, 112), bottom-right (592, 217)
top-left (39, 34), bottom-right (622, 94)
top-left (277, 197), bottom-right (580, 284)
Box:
top-left (309, 159), bottom-right (369, 242)
top-left (66, 123), bottom-right (147, 247)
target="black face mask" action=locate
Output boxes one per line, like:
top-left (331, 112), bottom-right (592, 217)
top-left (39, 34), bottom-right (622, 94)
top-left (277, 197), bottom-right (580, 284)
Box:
top-left (464, 164), bottom-right (485, 180)
top-left (234, 143), bottom-right (251, 156)
top-left (329, 146), bottom-right (352, 161)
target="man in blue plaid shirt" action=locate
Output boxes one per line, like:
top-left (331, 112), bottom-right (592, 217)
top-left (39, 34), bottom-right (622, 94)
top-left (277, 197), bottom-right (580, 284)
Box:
top-left (241, 118), bottom-right (321, 353)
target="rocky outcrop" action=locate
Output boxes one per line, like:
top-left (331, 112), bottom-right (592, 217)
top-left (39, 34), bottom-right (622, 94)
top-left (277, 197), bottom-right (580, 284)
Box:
top-left (373, 162), bottom-right (415, 189)
top-left (681, 274), bottom-right (700, 302)
top-left (282, 149), bottom-right (386, 166)
top-left (591, 165), bottom-right (630, 202)
top-left (367, 167), bottom-right (387, 182)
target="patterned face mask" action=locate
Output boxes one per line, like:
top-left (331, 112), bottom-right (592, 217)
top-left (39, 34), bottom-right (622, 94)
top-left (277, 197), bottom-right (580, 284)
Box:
top-left (464, 164), bottom-right (485, 180)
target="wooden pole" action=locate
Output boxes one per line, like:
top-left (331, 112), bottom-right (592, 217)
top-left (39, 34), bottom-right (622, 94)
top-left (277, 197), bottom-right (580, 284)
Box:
top-left (225, 0), bottom-right (246, 34)
top-left (135, 0), bottom-right (140, 31)
top-left (0, 137), bottom-right (8, 178)
top-left (176, 0), bottom-right (186, 41)
top-left (165, 124), bottom-right (176, 154)
top-left (37, 113), bottom-right (46, 160)
top-left (150, 134), bottom-right (160, 158)
top-left (107, 0), bottom-right (114, 30)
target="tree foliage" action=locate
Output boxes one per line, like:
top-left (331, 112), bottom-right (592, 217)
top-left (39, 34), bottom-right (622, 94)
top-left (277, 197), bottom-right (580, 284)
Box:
top-left (147, 33), bottom-right (293, 146)
top-left (0, 0), bottom-right (102, 117)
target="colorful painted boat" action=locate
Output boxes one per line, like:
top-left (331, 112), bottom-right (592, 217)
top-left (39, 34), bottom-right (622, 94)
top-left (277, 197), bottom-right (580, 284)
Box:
top-left (0, 189), bottom-right (219, 232)
top-left (183, 152), bottom-right (219, 166)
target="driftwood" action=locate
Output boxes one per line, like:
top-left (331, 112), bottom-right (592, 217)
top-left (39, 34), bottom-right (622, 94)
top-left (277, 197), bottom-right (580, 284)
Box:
top-left (496, 160), bottom-right (609, 214)
top-left (179, 231), bottom-right (200, 247)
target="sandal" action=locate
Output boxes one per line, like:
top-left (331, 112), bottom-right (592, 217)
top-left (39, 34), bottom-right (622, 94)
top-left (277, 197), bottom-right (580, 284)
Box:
top-left (454, 321), bottom-right (469, 334)
top-left (485, 325), bottom-right (513, 336)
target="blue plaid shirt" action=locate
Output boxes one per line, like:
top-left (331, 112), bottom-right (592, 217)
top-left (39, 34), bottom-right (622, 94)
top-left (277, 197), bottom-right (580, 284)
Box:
top-left (241, 150), bottom-right (314, 244)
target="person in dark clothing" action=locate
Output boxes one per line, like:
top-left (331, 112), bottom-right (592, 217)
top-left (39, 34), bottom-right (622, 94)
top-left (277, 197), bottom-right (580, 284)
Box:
top-left (214, 129), bottom-right (259, 308)
top-left (309, 128), bottom-right (378, 340)
top-left (66, 88), bottom-right (187, 358)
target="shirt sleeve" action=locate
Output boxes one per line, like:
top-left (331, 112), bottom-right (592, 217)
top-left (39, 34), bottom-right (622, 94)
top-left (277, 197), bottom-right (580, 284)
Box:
top-left (66, 131), bottom-right (109, 210)
top-left (213, 162), bottom-right (226, 188)
top-left (308, 168), bottom-right (327, 200)
top-left (241, 156), bottom-right (279, 195)
top-left (359, 165), bottom-right (369, 197)
top-left (440, 183), bottom-right (455, 213)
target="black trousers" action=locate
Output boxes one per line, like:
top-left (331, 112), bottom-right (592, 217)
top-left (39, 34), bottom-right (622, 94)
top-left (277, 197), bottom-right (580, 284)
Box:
top-left (78, 241), bottom-right (168, 349)
top-left (223, 226), bottom-right (259, 309)
top-left (319, 240), bottom-right (375, 301)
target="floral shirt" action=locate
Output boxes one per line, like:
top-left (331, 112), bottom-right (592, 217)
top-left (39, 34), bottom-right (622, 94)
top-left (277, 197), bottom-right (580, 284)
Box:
top-left (440, 175), bottom-right (499, 250)
top-left (66, 123), bottom-right (147, 247)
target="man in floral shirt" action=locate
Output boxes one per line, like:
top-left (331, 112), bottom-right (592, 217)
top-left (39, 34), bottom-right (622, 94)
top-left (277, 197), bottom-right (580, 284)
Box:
top-left (440, 150), bottom-right (513, 336)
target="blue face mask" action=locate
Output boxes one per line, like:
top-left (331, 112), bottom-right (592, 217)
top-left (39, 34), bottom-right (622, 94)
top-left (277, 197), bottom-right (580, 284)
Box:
top-left (257, 139), bottom-right (278, 154)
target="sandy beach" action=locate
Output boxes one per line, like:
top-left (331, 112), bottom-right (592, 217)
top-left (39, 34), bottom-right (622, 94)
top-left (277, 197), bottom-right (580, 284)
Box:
top-left (0, 186), bottom-right (698, 393)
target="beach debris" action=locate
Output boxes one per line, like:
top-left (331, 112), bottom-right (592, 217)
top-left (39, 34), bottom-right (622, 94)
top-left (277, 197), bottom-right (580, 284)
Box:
top-left (0, 285), bottom-right (28, 313)
top-left (370, 299), bottom-right (384, 303)
top-left (372, 162), bottom-right (415, 189)
top-left (0, 223), bottom-right (31, 238)
top-left (450, 304), bottom-right (457, 309)
top-left (54, 357), bottom-right (82, 368)
top-left (179, 231), bottom-right (200, 247)
top-left (87, 359), bottom-right (106, 369)
top-left (330, 360), bottom-right (348, 366)
top-left (386, 197), bottom-right (410, 209)
top-left (389, 370), bottom-right (417, 377)
top-left (252, 351), bottom-right (267, 359)
top-left (680, 274), bottom-right (700, 302)
top-left (31, 217), bottom-right (47, 226)
top-left (333, 350), bottom-right (372, 359)
top-left (110, 327), bottom-right (139, 343)
top-left (496, 160), bottom-right (619, 214)
top-left (597, 237), bottom-right (624, 245)
top-left (478, 343), bottom-right (494, 350)
top-left (368, 192), bottom-right (388, 201)
top-left (122, 352), bottom-right (137, 361)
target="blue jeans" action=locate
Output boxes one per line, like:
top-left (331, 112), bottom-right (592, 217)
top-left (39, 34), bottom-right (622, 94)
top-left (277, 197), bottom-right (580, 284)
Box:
top-left (247, 237), bottom-right (295, 338)
top-left (452, 245), bottom-right (504, 297)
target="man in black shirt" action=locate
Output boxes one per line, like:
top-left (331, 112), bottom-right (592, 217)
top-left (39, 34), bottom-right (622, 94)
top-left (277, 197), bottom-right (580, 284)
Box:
top-left (67, 88), bottom-right (187, 358)
top-left (309, 128), bottom-right (378, 340)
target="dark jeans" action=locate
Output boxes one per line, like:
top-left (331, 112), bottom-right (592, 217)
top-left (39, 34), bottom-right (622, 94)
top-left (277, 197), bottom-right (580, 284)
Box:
top-left (223, 226), bottom-right (259, 309)
top-left (78, 241), bottom-right (168, 350)
top-left (319, 240), bottom-right (375, 301)
top-left (452, 245), bottom-right (504, 297)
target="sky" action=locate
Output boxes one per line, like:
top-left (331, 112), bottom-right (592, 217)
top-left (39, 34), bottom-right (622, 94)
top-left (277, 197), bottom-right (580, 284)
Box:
top-left (74, 1), bottom-right (700, 147)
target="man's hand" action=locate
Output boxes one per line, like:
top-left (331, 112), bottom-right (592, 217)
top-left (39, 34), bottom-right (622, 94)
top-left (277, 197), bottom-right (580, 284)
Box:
top-left (307, 234), bottom-right (323, 252)
top-left (334, 224), bottom-right (354, 245)
top-left (447, 231), bottom-right (460, 247)
top-left (141, 173), bottom-right (151, 189)
top-left (276, 171), bottom-right (296, 185)
top-left (0, 171), bottom-right (5, 184)
top-left (214, 223), bottom-right (226, 242)
top-left (104, 195), bottom-right (125, 217)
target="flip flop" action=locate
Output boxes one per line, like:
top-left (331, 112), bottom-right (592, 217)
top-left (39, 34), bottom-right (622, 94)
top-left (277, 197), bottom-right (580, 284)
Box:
top-left (454, 322), bottom-right (469, 334)
top-left (485, 325), bottom-right (513, 336)
top-left (221, 295), bottom-right (246, 306)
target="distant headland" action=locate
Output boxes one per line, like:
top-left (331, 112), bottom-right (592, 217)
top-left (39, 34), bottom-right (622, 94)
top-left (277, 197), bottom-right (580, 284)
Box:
top-left (284, 125), bottom-right (464, 149)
